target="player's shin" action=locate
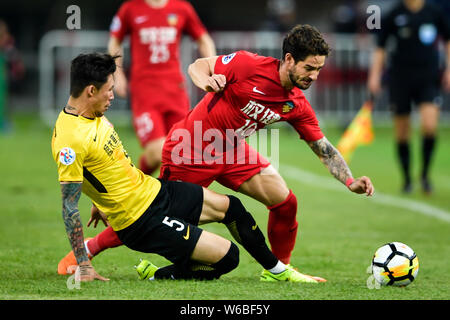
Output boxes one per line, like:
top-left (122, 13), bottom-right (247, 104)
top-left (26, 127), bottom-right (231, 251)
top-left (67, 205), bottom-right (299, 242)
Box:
top-left (397, 141), bottom-right (411, 189)
top-left (221, 195), bottom-right (279, 270)
top-left (422, 135), bottom-right (436, 178)
top-left (267, 190), bottom-right (298, 264)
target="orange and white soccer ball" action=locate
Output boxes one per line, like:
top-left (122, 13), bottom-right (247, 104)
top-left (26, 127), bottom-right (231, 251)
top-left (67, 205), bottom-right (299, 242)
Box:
top-left (371, 242), bottom-right (419, 287)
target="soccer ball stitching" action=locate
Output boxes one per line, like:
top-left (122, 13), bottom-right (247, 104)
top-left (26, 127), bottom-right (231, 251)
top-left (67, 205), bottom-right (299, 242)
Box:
top-left (371, 242), bottom-right (419, 287)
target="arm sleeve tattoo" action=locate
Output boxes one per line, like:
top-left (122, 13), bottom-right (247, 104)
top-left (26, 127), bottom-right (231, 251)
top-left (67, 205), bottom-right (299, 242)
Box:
top-left (61, 182), bottom-right (89, 264)
top-left (307, 137), bottom-right (353, 185)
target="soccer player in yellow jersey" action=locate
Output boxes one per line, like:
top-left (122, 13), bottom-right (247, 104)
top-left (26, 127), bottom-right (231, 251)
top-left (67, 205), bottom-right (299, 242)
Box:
top-left (52, 52), bottom-right (324, 283)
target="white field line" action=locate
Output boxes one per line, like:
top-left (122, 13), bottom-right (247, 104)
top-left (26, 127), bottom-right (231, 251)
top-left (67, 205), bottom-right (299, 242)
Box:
top-left (279, 164), bottom-right (450, 223)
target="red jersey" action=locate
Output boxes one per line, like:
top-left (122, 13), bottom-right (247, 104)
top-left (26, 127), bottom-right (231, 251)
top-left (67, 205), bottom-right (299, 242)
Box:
top-left (110, 0), bottom-right (207, 81)
top-left (163, 50), bottom-right (324, 165)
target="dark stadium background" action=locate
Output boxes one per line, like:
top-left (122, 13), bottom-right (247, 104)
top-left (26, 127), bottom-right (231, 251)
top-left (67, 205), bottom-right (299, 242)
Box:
top-left (2, 0), bottom-right (447, 112)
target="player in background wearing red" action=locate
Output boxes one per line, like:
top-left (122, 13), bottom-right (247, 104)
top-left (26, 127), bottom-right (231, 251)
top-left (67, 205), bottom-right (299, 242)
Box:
top-left (109, 0), bottom-right (216, 175)
top-left (59, 25), bottom-right (374, 280)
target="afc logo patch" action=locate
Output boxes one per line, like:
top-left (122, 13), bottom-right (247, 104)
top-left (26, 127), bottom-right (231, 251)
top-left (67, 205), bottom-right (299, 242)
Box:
top-left (59, 147), bottom-right (76, 165)
top-left (222, 53), bottom-right (236, 65)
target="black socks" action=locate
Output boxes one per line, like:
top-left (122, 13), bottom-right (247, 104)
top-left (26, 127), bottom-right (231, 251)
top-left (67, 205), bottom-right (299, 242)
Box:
top-left (397, 135), bottom-right (436, 193)
top-left (422, 135), bottom-right (436, 180)
top-left (397, 141), bottom-right (411, 186)
top-left (154, 242), bottom-right (240, 280)
top-left (222, 195), bottom-right (279, 270)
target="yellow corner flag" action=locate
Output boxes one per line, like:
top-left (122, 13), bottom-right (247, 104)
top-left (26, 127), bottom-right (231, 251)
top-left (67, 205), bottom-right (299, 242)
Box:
top-left (337, 100), bottom-right (374, 163)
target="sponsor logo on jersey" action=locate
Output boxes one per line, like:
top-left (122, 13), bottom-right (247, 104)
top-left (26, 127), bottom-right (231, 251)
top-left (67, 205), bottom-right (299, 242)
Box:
top-left (135, 16), bottom-right (148, 24)
top-left (167, 13), bottom-right (178, 26)
top-left (169, 121), bottom-right (280, 168)
top-left (139, 27), bottom-right (177, 44)
top-left (282, 101), bottom-right (295, 113)
top-left (222, 53), bottom-right (236, 65)
top-left (240, 100), bottom-right (281, 125)
top-left (59, 147), bottom-right (76, 165)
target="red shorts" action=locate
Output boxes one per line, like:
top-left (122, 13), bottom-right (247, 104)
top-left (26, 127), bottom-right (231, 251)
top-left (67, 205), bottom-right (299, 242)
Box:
top-left (159, 141), bottom-right (271, 191)
top-left (130, 77), bottom-right (190, 147)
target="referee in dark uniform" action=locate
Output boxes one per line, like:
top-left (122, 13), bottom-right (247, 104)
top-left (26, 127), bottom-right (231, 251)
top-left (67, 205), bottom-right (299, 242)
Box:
top-left (368, 0), bottom-right (450, 194)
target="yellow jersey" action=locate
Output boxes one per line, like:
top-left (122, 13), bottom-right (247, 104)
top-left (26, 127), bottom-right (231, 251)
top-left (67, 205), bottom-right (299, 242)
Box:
top-left (51, 109), bottom-right (161, 231)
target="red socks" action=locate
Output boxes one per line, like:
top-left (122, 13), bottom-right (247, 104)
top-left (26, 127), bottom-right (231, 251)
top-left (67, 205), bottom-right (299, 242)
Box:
top-left (86, 226), bottom-right (123, 257)
top-left (267, 190), bottom-right (298, 264)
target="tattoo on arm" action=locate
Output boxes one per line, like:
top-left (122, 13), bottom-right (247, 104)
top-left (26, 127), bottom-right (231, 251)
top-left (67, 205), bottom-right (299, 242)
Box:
top-left (61, 183), bottom-right (89, 264)
top-left (307, 137), bottom-right (353, 185)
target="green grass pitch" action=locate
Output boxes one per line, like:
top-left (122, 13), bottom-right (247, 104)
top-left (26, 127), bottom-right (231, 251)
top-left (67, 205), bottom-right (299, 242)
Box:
top-left (0, 113), bottom-right (449, 300)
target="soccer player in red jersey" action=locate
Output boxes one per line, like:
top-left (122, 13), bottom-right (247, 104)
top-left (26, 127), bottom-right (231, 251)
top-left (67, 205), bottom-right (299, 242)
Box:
top-left (59, 25), bottom-right (374, 280)
top-left (159, 24), bottom-right (374, 269)
top-left (108, 0), bottom-right (216, 175)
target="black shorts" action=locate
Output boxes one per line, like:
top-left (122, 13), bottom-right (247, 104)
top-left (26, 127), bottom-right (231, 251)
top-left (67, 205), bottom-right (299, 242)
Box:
top-left (116, 179), bottom-right (204, 267)
top-left (388, 68), bottom-right (442, 115)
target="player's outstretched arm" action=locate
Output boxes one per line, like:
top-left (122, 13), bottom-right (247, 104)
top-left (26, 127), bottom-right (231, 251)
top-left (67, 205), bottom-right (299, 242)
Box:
top-left (307, 137), bottom-right (374, 196)
top-left (61, 182), bottom-right (109, 281)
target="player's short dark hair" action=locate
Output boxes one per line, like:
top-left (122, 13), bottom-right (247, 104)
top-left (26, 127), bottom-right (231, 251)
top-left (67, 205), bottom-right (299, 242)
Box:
top-left (70, 52), bottom-right (120, 98)
top-left (282, 24), bottom-right (331, 63)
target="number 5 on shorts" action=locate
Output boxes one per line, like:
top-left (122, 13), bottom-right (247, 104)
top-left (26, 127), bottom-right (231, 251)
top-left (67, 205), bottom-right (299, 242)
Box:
top-left (162, 216), bottom-right (185, 231)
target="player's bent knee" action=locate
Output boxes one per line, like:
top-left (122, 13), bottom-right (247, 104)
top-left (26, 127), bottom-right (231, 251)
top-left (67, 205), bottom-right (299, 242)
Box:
top-left (212, 242), bottom-right (240, 276)
top-left (268, 190), bottom-right (297, 215)
top-left (199, 189), bottom-right (229, 223)
top-left (221, 195), bottom-right (246, 224)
